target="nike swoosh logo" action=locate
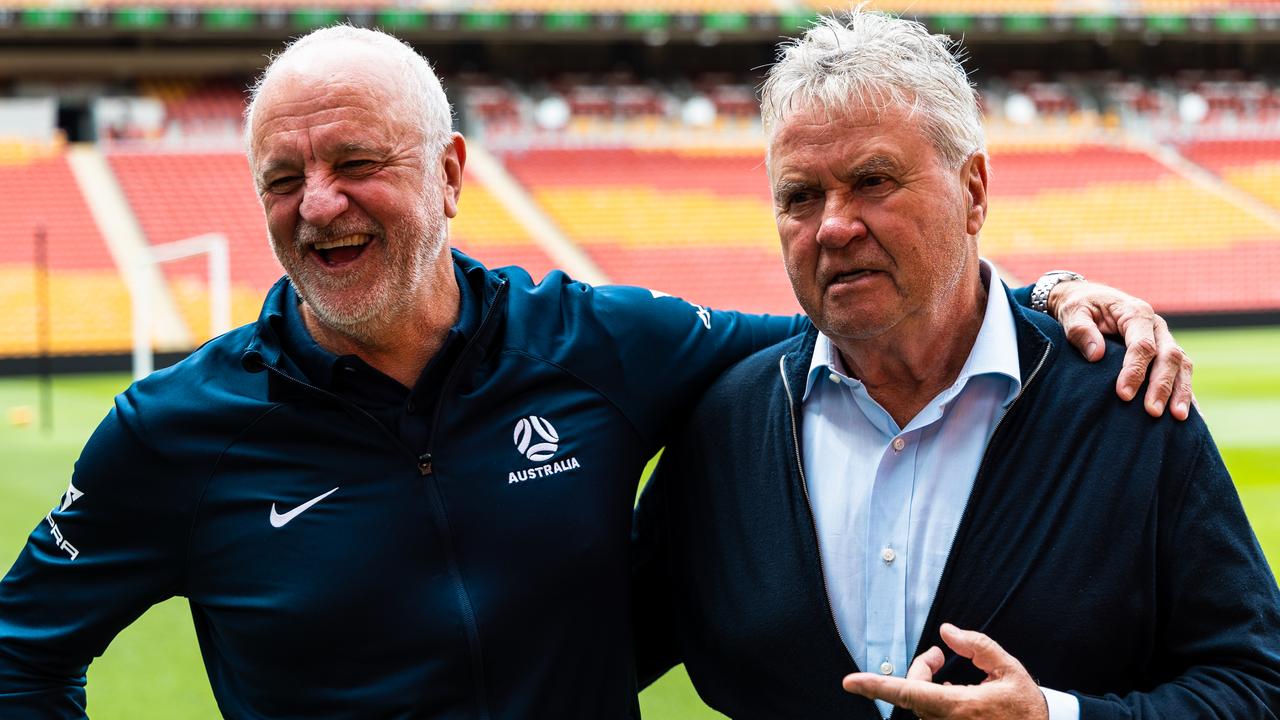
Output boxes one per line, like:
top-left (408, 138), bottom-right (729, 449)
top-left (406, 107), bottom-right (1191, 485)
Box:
top-left (270, 487), bottom-right (340, 528)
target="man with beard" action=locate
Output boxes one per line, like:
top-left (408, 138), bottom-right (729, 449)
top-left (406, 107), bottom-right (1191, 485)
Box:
top-left (0, 25), bottom-right (1196, 719)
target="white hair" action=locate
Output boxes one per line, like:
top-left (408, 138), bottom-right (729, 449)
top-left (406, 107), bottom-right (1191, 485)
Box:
top-left (244, 25), bottom-right (453, 160)
top-left (761, 9), bottom-right (984, 168)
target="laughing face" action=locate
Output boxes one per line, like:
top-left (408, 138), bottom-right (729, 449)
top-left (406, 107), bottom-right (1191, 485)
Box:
top-left (250, 48), bottom-right (452, 340)
top-left (768, 101), bottom-right (986, 344)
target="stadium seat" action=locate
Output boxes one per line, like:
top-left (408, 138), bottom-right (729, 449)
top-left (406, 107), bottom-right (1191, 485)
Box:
top-left (0, 147), bottom-right (133, 356)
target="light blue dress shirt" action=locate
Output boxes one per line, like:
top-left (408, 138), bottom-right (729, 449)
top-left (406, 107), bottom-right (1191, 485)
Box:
top-left (801, 261), bottom-right (1078, 720)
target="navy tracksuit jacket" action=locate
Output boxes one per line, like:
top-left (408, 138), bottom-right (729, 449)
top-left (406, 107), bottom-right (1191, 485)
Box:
top-left (0, 251), bottom-right (804, 719)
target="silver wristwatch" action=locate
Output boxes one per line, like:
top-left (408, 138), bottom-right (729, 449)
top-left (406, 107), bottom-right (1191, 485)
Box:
top-left (1030, 270), bottom-right (1086, 313)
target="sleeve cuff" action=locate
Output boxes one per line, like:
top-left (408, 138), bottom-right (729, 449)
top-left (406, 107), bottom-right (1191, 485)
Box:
top-left (1040, 686), bottom-right (1080, 720)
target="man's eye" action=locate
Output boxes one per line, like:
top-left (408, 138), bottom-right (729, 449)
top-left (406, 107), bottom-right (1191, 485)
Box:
top-left (267, 176), bottom-right (301, 193)
top-left (341, 160), bottom-right (375, 172)
top-left (785, 191), bottom-right (814, 208)
top-left (858, 176), bottom-right (894, 194)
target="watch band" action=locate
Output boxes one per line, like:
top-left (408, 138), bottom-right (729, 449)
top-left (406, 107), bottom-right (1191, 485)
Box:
top-left (1030, 270), bottom-right (1086, 313)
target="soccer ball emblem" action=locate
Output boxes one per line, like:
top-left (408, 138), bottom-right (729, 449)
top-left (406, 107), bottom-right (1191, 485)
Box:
top-left (514, 415), bottom-right (559, 462)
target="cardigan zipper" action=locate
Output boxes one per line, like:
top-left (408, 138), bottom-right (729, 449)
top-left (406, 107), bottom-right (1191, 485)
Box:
top-left (779, 354), bottom-right (859, 671)
top-left (906, 340), bottom-right (1053, 670)
top-left (780, 338), bottom-right (1052, 692)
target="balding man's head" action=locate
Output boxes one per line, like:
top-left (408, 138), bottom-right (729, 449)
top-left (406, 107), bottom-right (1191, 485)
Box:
top-left (245, 26), bottom-right (452, 164)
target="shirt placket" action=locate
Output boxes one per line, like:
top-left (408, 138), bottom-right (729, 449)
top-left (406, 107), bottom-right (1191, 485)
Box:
top-left (864, 430), bottom-right (915, 719)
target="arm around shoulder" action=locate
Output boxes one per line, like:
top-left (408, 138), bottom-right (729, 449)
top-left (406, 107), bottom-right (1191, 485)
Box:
top-left (580, 285), bottom-right (804, 444)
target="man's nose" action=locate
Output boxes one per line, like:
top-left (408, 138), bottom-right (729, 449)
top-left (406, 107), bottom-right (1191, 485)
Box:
top-left (298, 176), bottom-right (349, 228)
top-left (815, 198), bottom-right (866, 249)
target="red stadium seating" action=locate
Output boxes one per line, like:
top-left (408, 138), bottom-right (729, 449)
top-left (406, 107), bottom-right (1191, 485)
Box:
top-left (501, 141), bottom-right (1279, 316)
top-left (107, 150), bottom-right (276, 335)
top-left (985, 142), bottom-right (1280, 314)
top-left (450, 172), bottom-right (561, 283)
top-left (0, 146), bottom-right (132, 356)
top-left (500, 146), bottom-right (800, 314)
top-left (1180, 139), bottom-right (1280, 214)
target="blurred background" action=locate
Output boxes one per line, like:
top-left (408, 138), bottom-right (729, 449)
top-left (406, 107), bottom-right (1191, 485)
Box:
top-left (0, 0), bottom-right (1278, 717)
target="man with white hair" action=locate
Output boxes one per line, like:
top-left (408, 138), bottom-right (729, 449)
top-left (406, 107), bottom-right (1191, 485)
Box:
top-left (632, 10), bottom-right (1280, 720)
top-left (0, 23), bottom-right (1197, 719)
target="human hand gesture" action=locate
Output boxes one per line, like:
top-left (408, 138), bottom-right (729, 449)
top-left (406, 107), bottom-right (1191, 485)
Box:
top-left (841, 623), bottom-right (1049, 720)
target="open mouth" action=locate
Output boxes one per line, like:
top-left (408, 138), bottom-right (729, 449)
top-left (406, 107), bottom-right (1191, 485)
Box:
top-left (310, 234), bottom-right (372, 267)
top-left (831, 269), bottom-right (879, 285)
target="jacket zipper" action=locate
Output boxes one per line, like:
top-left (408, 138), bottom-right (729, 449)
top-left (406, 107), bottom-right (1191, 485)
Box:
top-left (778, 355), bottom-right (859, 672)
top-left (904, 340), bottom-right (1053, 679)
top-left (251, 278), bottom-right (508, 720)
top-left (415, 279), bottom-right (508, 720)
top-left (419, 280), bottom-right (509, 476)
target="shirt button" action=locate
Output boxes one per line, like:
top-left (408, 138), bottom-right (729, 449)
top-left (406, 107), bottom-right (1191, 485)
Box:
top-left (892, 437), bottom-right (906, 452)
top-left (828, 372), bottom-right (841, 384)
top-left (881, 547), bottom-right (896, 564)
top-left (879, 661), bottom-right (894, 675)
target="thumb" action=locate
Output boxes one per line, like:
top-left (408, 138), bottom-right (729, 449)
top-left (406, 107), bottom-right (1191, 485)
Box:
top-left (906, 645), bottom-right (946, 682)
top-left (1062, 304), bottom-right (1105, 362)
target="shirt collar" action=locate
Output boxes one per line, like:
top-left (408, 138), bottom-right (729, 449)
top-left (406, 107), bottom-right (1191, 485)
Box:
top-left (802, 259), bottom-right (1021, 406)
top-left (275, 260), bottom-right (479, 390)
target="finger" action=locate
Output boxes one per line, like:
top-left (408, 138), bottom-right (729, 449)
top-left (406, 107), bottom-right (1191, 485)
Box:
top-left (1060, 304), bottom-right (1105, 362)
top-left (906, 646), bottom-right (946, 682)
top-left (842, 673), bottom-right (956, 714)
top-left (938, 623), bottom-right (1022, 677)
top-left (1139, 317), bottom-right (1186, 418)
top-left (1115, 307), bottom-right (1158, 404)
top-left (1165, 353), bottom-right (1194, 421)
top-left (1155, 322), bottom-right (1194, 421)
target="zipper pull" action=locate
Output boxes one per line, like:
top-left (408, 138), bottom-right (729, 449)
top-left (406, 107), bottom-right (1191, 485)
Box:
top-left (417, 453), bottom-right (433, 476)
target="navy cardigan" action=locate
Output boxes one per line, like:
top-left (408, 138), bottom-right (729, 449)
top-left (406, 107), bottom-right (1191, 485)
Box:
top-left (633, 290), bottom-right (1280, 720)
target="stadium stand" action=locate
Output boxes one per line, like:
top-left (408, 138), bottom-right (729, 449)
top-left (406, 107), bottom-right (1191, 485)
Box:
top-left (493, 139), bottom-right (1279, 316)
top-left (500, 146), bottom-right (799, 313)
top-left (69, 0), bottom-right (1279, 11)
top-left (806, 0), bottom-right (1280, 11)
top-left (0, 143), bottom-right (133, 357)
top-left (4, 64), bottom-right (1279, 364)
top-left (106, 149), bottom-right (274, 338)
top-left (451, 171), bottom-right (561, 282)
top-left (475, 0), bottom-right (784, 11)
top-left (137, 79), bottom-right (246, 142)
top-left (984, 142), bottom-right (1280, 314)
top-left (1180, 139), bottom-right (1280, 212)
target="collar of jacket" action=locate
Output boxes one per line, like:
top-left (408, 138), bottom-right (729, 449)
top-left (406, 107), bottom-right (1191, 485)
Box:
top-left (780, 283), bottom-right (1060, 401)
top-left (238, 248), bottom-right (509, 386)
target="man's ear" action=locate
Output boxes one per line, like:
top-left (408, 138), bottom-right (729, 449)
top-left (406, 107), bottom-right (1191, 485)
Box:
top-left (442, 133), bottom-right (466, 219)
top-left (963, 151), bottom-right (989, 236)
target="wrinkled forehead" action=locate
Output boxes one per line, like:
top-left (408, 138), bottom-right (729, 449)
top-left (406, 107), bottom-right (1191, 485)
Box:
top-left (765, 99), bottom-right (911, 172)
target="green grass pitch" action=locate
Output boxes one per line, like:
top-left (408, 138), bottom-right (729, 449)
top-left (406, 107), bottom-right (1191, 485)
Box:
top-left (1, 326), bottom-right (1278, 719)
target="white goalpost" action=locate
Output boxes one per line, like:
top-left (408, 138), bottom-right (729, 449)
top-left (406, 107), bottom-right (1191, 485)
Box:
top-left (130, 233), bottom-right (231, 380)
